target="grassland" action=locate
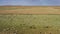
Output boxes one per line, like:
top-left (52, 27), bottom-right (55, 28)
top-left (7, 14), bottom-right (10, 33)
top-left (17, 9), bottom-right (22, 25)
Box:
top-left (0, 6), bottom-right (60, 34)
top-left (0, 14), bottom-right (60, 34)
top-left (0, 6), bottom-right (60, 14)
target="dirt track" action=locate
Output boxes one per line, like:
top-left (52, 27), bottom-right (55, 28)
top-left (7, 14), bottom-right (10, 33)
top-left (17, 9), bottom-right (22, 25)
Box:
top-left (0, 6), bottom-right (60, 14)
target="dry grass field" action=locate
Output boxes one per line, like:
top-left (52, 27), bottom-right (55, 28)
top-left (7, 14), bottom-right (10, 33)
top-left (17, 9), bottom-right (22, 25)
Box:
top-left (0, 6), bottom-right (60, 34)
top-left (0, 6), bottom-right (60, 14)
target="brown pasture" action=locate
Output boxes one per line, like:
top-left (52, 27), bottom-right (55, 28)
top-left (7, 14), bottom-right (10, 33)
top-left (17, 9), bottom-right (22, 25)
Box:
top-left (0, 6), bottom-right (60, 14)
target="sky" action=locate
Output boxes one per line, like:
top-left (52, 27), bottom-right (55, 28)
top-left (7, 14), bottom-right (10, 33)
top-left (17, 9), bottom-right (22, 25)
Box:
top-left (0, 0), bottom-right (60, 6)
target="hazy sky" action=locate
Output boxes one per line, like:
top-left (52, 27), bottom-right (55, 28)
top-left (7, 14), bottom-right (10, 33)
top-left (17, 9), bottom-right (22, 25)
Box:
top-left (0, 0), bottom-right (60, 6)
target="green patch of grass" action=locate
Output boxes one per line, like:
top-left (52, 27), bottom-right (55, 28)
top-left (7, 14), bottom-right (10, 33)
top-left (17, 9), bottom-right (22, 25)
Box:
top-left (0, 14), bottom-right (60, 34)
